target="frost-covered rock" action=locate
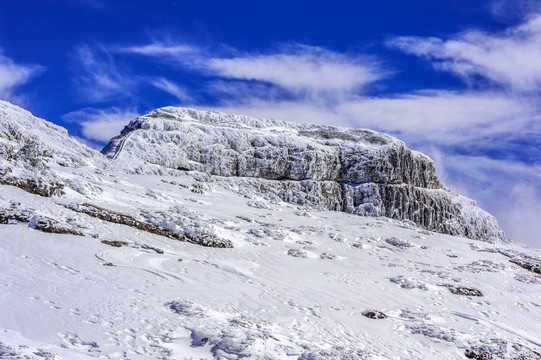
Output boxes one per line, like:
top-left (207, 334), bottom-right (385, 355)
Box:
top-left (0, 101), bottom-right (106, 170)
top-left (103, 107), bottom-right (440, 188)
top-left (0, 100), bottom-right (108, 197)
top-left (103, 106), bottom-right (506, 242)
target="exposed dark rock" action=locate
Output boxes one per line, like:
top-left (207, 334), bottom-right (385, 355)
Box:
top-left (141, 244), bottom-right (164, 254)
top-left (491, 248), bottom-right (541, 276)
top-left (2, 207), bottom-right (82, 235)
top-left (287, 248), bottom-right (308, 258)
top-left (509, 258), bottom-right (541, 275)
top-left (385, 237), bottom-right (414, 248)
top-left (0, 207), bottom-right (33, 224)
top-left (67, 203), bottom-right (232, 248)
top-left (465, 348), bottom-right (493, 359)
top-left (101, 240), bottom-right (128, 247)
top-left (0, 176), bottom-right (64, 197)
top-left (440, 284), bottom-right (483, 296)
top-left (362, 310), bottom-right (387, 319)
top-left (167, 300), bottom-right (206, 317)
top-left (30, 215), bottom-right (84, 236)
top-left (465, 339), bottom-right (541, 360)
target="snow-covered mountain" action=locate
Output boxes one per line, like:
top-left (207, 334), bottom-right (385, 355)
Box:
top-left (1, 100), bottom-right (540, 359)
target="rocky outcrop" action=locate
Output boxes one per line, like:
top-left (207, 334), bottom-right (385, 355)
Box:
top-left (218, 177), bottom-right (505, 242)
top-left (341, 183), bottom-right (504, 241)
top-left (0, 101), bottom-right (108, 198)
top-left (0, 100), bottom-right (106, 170)
top-left (103, 107), bottom-right (506, 243)
top-left (103, 107), bottom-right (440, 188)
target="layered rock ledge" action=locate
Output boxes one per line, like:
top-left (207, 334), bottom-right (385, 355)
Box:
top-left (102, 107), bottom-right (506, 242)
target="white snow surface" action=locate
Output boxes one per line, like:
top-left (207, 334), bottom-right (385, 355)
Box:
top-left (0, 100), bottom-right (540, 359)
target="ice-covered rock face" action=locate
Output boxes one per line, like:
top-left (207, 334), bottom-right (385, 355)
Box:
top-left (103, 107), bottom-right (506, 243)
top-left (103, 107), bottom-right (440, 188)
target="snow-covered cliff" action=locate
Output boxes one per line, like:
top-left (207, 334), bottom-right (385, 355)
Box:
top-left (103, 107), bottom-right (439, 187)
top-left (103, 107), bottom-right (506, 242)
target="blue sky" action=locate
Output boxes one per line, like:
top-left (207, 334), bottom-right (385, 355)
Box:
top-left (0, 0), bottom-right (540, 246)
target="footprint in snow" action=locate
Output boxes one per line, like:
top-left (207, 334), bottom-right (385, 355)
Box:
top-left (57, 332), bottom-right (99, 352)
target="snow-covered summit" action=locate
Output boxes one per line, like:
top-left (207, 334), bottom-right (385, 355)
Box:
top-left (103, 106), bottom-right (506, 243)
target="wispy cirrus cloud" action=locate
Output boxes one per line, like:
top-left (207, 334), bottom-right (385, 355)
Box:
top-left (68, 44), bottom-right (190, 144)
top-left (205, 45), bottom-right (386, 97)
top-left (149, 77), bottom-right (192, 102)
top-left (0, 49), bottom-right (44, 102)
top-left (71, 43), bottom-right (191, 104)
top-left (71, 44), bottom-right (134, 103)
top-left (120, 43), bottom-right (388, 99)
top-left (119, 43), bottom-right (199, 58)
top-left (490, 0), bottom-right (541, 21)
top-left (387, 13), bottom-right (541, 92)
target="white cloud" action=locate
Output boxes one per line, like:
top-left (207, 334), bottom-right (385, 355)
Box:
top-left (120, 43), bottom-right (198, 57)
top-left (72, 44), bottom-right (195, 105)
top-left (117, 42), bottom-right (205, 70)
top-left (0, 50), bottom-right (44, 101)
top-left (387, 13), bottom-right (541, 92)
top-left (215, 91), bottom-right (539, 146)
top-left (435, 154), bottom-right (541, 247)
top-left (150, 78), bottom-right (192, 102)
top-left (336, 92), bottom-right (540, 147)
top-left (63, 107), bottom-right (139, 143)
top-left (502, 183), bottom-right (541, 247)
top-left (490, 0), bottom-right (541, 21)
top-left (206, 45), bottom-right (385, 96)
top-left (71, 44), bottom-right (135, 102)
top-left (121, 42), bottom-right (387, 98)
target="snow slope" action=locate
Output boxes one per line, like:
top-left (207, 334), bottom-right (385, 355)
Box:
top-left (0, 101), bottom-right (540, 359)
